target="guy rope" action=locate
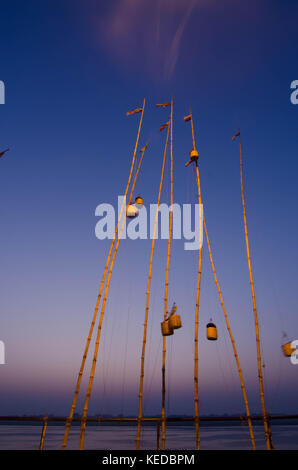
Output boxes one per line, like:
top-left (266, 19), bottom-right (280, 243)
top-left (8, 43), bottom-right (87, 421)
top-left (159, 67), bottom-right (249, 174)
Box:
top-left (62, 100), bottom-right (146, 450)
top-left (136, 118), bottom-right (170, 450)
top-left (232, 130), bottom-right (274, 450)
top-left (156, 99), bottom-right (174, 450)
top-left (79, 140), bottom-right (148, 450)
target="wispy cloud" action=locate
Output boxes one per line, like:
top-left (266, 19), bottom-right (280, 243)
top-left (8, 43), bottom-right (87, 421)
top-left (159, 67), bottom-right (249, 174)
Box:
top-left (164, 0), bottom-right (197, 80)
top-left (97, 0), bottom-right (209, 80)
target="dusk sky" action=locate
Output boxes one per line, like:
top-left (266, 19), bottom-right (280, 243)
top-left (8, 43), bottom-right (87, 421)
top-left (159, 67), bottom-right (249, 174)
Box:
top-left (0, 0), bottom-right (297, 420)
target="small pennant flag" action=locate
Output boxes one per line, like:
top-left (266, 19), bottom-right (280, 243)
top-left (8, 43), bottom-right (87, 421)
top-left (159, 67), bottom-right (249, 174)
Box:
top-left (170, 303), bottom-right (178, 315)
top-left (0, 148), bottom-right (9, 159)
top-left (159, 121), bottom-right (169, 132)
top-left (140, 142), bottom-right (148, 153)
top-left (126, 108), bottom-right (143, 116)
top-left (156, 102), bottom-right (171, 108)
top-left (232, 131), bottom-right (240, 141)
top-left (184, 114), bottom-right (192, 122)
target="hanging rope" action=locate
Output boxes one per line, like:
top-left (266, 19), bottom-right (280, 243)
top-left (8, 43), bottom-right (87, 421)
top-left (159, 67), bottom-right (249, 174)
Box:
top-left (184, 111), bottom-right (203, 450)
top-left (121, 254), bottom-right (134, 416)
top-left (136, 122), bottom-right (170, 450)
top-left (62, 100), bottom-right (146, 450)
top-left (160, 98), bottom-right (174, 450)
top-left (185, 112), bottom-right (256, 450)
top-left (233, 130), bottom-right (273, 450)
top-left (79, 142), bottom-right (148, 450)
top-left (203, 212), bottom-right (256, 449)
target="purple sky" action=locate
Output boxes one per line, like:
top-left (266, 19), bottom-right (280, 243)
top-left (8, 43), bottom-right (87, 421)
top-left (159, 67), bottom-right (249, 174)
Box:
top-left (0, 0), bottom-right (297, 417)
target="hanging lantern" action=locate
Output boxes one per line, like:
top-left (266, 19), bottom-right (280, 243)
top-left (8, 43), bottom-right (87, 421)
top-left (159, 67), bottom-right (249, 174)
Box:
top-left (126, 205), bottom-right (138, 218)
top-left (206, 322), bottom-right (217, 341)
top-left (282, 342), bottom-right (294, 357)
top-left (161, 320), bottom-right (174, 336)
top-left (135, 196), bottom-right (144, 209)
top-left (168, 314), bottom-right (182, 330)
top-left (185, 149), bottom-right (200, 167)
top-left (281, 332), bottom-right (294, 357)
top-left (189, 149), bottom-right (199, 163)
top-left (168, 303), bottom-right (181, 330)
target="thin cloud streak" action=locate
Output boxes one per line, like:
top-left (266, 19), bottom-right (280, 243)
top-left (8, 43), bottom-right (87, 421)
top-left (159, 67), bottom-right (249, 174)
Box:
top-left (97, 0), bottom-right (211, 80)
top-left (165, 0), bottom-right (197, 80)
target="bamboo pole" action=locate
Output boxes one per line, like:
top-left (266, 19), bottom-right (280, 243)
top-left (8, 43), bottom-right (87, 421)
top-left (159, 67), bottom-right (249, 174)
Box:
top-left (194, 162), bottom-right (202, 450)
top-left (187, 117), bottom-right (256, 449)
top-left (161, 99), bottom-right (174, 450)
top-left (202, 213), bottom-right (256, 449)
top-left (234, 131), bottom-right (274, 450)
top-left (157, 421), bottom-right (161, 450)
top-left (62, 99), bottom-right (145, 450)
top-left (79, 142), bottom-right (148, 450)
top-left (39, 414), bottom-right (48, 450)
top-left (136, 123), bottom-right (170, 450)
top-left (185, 112), bottom-right (202, 450)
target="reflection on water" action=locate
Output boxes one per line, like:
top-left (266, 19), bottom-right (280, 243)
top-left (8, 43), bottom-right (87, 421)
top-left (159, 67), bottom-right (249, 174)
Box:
top-left (0, 424), bottom-right (297, 450)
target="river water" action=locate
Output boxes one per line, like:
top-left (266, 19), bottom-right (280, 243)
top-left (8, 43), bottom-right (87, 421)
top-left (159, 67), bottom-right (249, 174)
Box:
top-left (0, 423), bottom-right (297, 450)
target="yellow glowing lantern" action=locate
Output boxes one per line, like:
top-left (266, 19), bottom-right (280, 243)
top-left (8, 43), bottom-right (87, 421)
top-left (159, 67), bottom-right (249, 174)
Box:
top-left (282, 342), bottom-right (294, 357)
top-left (207, 322), bottom-right (218, 341)
top-left (161, 320), bottom-right (174, 336)
top-left (126, 205), bottom-right (138, 218)
top-left (189, 149), bottom-right (199, 163)
top-left (135, 196), bottom-right (144, 209)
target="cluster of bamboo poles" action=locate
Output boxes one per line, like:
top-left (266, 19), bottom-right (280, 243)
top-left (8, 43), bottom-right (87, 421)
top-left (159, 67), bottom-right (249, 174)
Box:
top-left (61, 98), bottom-right (274, 451)
top-left (136, 99), bottom-right (173, 450)
top-left (62, 98), bottom-right (147, 450)
top-left (184, 114), bottom-right (256, 449)
top-left (234, 132), bottom-right (274, 450)
top-left (184, 114), bottom-right (273, 450)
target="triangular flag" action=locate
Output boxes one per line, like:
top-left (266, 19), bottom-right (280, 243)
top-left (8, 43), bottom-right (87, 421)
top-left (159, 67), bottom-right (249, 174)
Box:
top-left (232, 131), bottom-right (240, 141)
top-left (140, 142), bottom-right (148, 153)
top-left (156, 102), bottom-right (171, 108)
top-left (159, 122), bottom-right (169, 132)
top-left (0, 148), bottom-right (9, 159)
top-left (126, 108), bottom-right (143, 116)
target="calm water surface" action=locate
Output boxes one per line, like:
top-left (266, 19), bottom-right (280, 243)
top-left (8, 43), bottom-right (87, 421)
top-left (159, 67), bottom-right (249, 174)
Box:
top-left (0, 424), bottom-right (297, 450)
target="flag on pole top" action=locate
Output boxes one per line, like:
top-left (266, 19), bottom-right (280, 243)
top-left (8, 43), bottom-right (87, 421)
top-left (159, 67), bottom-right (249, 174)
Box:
top-left (0, 148), bottom-right (9, 159)
top-left (184, 114), bottom-right (192, 122)
top-left (159, 121), bottom-right (170, 132)
top-left (126, 108), bottom-right (143, 116)
top-left (232, 131), bottom-right (240, 141)
top-left (140, 142), bottom-right (148, 153)
top-left (156, 102), bottom-right (171, 108)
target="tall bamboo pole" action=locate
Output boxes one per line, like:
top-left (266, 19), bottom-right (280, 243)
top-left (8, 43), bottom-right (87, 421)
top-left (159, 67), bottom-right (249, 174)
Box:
top-left (161, 99), bottom-right (174, 450)
top-left (202, 213), bottom-right (256, 449)
top-left (39, 415), bottom-right (48, 451)
top-left (79, 143), bottom-right (148, 450)
top-left (136, 123), bottom-right (170, 450)
top-left (194, 162), bottom-right (202, 450)
top-left (185, 111), bottom-right (202, 450)
top-left (233, 131), bottom-right (274, 450)
top-left (62, 99), bottom-right (146, 450)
